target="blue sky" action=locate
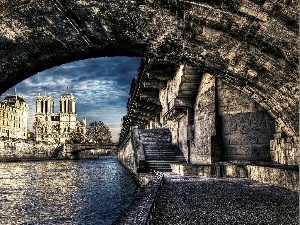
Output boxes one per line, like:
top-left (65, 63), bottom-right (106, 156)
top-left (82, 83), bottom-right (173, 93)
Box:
top-left (1, 57), bottom-right (141, 142)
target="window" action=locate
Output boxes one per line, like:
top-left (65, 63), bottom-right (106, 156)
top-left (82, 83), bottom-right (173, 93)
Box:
top-left (41, 101), bottom-right (43, 113)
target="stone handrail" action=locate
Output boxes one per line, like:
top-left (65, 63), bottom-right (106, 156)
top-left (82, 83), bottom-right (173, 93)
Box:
top-left (145, 172), bottom-right (164, 225)
top-left (114, 171), bottom-right (164, 225)
top-left (132, 127), bottom-right (148, 172)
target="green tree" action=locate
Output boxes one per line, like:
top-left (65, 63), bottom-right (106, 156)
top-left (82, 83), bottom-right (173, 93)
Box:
top-left (86, 121), bottom-right (112, 144)
top-left (69, 129), bottom-right (85, 143)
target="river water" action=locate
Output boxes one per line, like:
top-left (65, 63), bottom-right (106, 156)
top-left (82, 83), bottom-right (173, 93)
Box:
top-left (0, 156), bottom-right (139, 225)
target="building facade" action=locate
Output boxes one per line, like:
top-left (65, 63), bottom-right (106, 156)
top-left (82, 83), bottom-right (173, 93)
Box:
top-left (0, 94), bottom-right (29, 139)
top-left (34, 93), bottom-right (86, 144)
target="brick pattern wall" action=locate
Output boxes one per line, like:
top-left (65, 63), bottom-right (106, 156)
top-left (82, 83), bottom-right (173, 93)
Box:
top-left (219, 112), bottom-right (275, 161)
top-left (217, 80), bottom-right (275, 161)
top-left (191, 73), bottom-right (216, 164)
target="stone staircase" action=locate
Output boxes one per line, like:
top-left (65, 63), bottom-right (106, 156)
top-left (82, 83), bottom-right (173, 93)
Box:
top-left (138, 129), bottom-right (186, 172)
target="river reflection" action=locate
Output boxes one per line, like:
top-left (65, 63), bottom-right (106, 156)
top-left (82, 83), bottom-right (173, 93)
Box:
top-left (0, 156), bottom-right (139, 224)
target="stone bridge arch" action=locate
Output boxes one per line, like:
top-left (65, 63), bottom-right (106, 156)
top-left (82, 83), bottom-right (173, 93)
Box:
top-left (0, 0), bottom-right (298, 135)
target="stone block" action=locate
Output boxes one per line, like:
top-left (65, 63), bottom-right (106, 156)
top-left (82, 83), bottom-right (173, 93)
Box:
top-left (223, 164), bottom-right (248, 178)
top-left (236, 113), bottom-right (251, 132)
top-left (243, 133), bottom-right (258, 145)
top-left (222, 135), bottom-right (231, 145)
top-left (224, 146), bottom-right (237, 155)
top-left (256, 132), bottom-right (269, 144)
top-left (269, 140), bottom-right (275, 150)
top-left (249, 112), bottom-right (265, 130)
top-left (236, 145), bottom-right (252, 155)
top-left (221, 115), bottom-right (238, 134)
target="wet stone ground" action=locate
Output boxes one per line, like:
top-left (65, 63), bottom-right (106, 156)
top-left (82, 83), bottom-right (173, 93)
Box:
top-left (153, 173), bottom-right (299, 225)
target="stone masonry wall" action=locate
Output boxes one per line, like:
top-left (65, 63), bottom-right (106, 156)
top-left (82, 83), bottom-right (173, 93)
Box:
top-left (191, 73), bottom-right (216, 164)
top-left (178, 116), bottom-right (188, 161)
top-left (164, 115), bottom-right (189, 162)
top-left (118, 134), bottom-right (136, 172)
top-left (0, 138), bottom-right (55, 160)
top-left (270, 135), bottom-right (299, 165)
top-left (217, 79), bottom-right (275, 161)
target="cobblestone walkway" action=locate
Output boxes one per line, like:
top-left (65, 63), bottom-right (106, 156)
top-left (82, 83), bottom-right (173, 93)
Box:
top-left (153, 173), bottom-right (299, 225)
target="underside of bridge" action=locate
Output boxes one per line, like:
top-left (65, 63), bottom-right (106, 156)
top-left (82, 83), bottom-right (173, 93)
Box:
top-left (0, 1), bottom-right (298, 167)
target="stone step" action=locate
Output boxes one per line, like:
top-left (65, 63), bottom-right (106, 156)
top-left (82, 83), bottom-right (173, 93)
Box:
top-left (144, 148), bottom-right (178, 151)
top-left (144, 149), bottom-right (183, 153)
top-left (145, 153), bottom-right (184, 157)
top-left (144, 150), bottom-right (183, 153)
top-left (138, 132), bottom-right (171, 138)
top-left (138, 128), bottom-right (170, 134)
top-left (143, 145), bottom-right (179, 148)
top-left (140, 137), bottom-right (172, 142)
top-left (147, 160), bottom-right (185, 163)
top-left (137, 128), bottom-right (187, 172)
top-left (146, 153), bottom-right (184, 156)
top-left (146, 156), bottom-right (186, 160)
top-left (147, 162), bottom-right (173, 172)
top-left (143, 145), bottom-right (178, 150)
top-left (148, 167), bottom-right (172, 172)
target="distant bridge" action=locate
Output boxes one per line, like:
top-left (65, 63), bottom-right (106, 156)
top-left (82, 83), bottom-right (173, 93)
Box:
top-left (65, 143), bottom-right (118, 155)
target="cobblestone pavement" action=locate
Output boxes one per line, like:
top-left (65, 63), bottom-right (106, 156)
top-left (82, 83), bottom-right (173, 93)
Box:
top-left (153, 173), bottom-right (299, 225)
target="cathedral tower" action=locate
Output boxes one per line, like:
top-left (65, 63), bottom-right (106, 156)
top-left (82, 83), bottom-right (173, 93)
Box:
top-left (60, 93), bottom-right (76, 113)
top-left (34, 92), bottom-right (85, 144)
top-left (36, 94), bottom-right (54, 114)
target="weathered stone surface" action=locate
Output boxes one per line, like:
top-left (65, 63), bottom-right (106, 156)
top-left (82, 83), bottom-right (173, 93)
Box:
top-left (0, 0), bottom-right (298, 136)
top-left (247, 165), bottom-right (299, 192)
top-left (153, 174), bottom-right (299, 224)
top-left (192, 73), bottom-right (217, 163)
top-left (216, 79), bottom-right (276, 161)
top-left (0, 138), bottom-right (56, 160)
top-left (270, 135), bottom-right (299, 165)
top-left (170, 162), bottom-right (299, 192)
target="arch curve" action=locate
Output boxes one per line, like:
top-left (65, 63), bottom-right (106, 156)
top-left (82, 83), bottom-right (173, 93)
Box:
top-left (0, 0), bottom-right (298, 135)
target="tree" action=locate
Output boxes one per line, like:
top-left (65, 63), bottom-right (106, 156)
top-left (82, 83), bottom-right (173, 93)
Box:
top-left (69, 129), bottom-right (85, 143)
top-left (86, 121), bottom-right (112, 144)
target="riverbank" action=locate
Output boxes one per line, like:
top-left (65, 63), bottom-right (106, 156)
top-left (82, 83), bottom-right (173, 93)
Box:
top-left (0, 138), bottom-right (117, 162)
top-left (113, 171), bottom-right (163, 225)
top-left (0, 138), bottom-right (57, 161)
top-left (116, 172), bottom-right (299, 225)
top-left (152, 173), bottom-right (299, 224)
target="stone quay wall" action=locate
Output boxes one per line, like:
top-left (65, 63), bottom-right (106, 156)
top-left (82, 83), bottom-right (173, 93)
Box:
top-left (171, 163), bottom-right (299, 192)
top-left (0, 138), bottom-right (56, 161)
top-left (118, 134), bottom-right (136, 173)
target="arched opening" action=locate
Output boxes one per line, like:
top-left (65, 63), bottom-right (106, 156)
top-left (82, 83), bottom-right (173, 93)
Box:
top-left (0, 56), bottom-right (142, 143)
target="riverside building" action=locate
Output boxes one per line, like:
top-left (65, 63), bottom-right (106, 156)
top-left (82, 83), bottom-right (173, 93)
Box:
top-left (0, 94), bottom-right (29, 139)
top-left (34, 93), bottom-right (86, 144)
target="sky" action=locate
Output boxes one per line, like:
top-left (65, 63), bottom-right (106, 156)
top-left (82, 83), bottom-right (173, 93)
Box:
top-left (1, 57), bottom-right (142, 142)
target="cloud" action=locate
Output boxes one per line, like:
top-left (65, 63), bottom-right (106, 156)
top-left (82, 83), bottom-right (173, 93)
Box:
top-left (1, 57), bottom-right (141, 142)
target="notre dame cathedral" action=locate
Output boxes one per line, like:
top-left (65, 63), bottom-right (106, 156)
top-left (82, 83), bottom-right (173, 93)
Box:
top-left (34, 92), bottom-right (86, 144)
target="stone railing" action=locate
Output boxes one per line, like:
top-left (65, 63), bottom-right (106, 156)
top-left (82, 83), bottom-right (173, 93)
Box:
top-left (171, 162), bottom-right (299, 192)
top-left (114, 171), bottom-right (164, 225)
top-left (118, 127), bottom-right (148, 173)
top-left (132, 128), bottom-right (148, 172)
